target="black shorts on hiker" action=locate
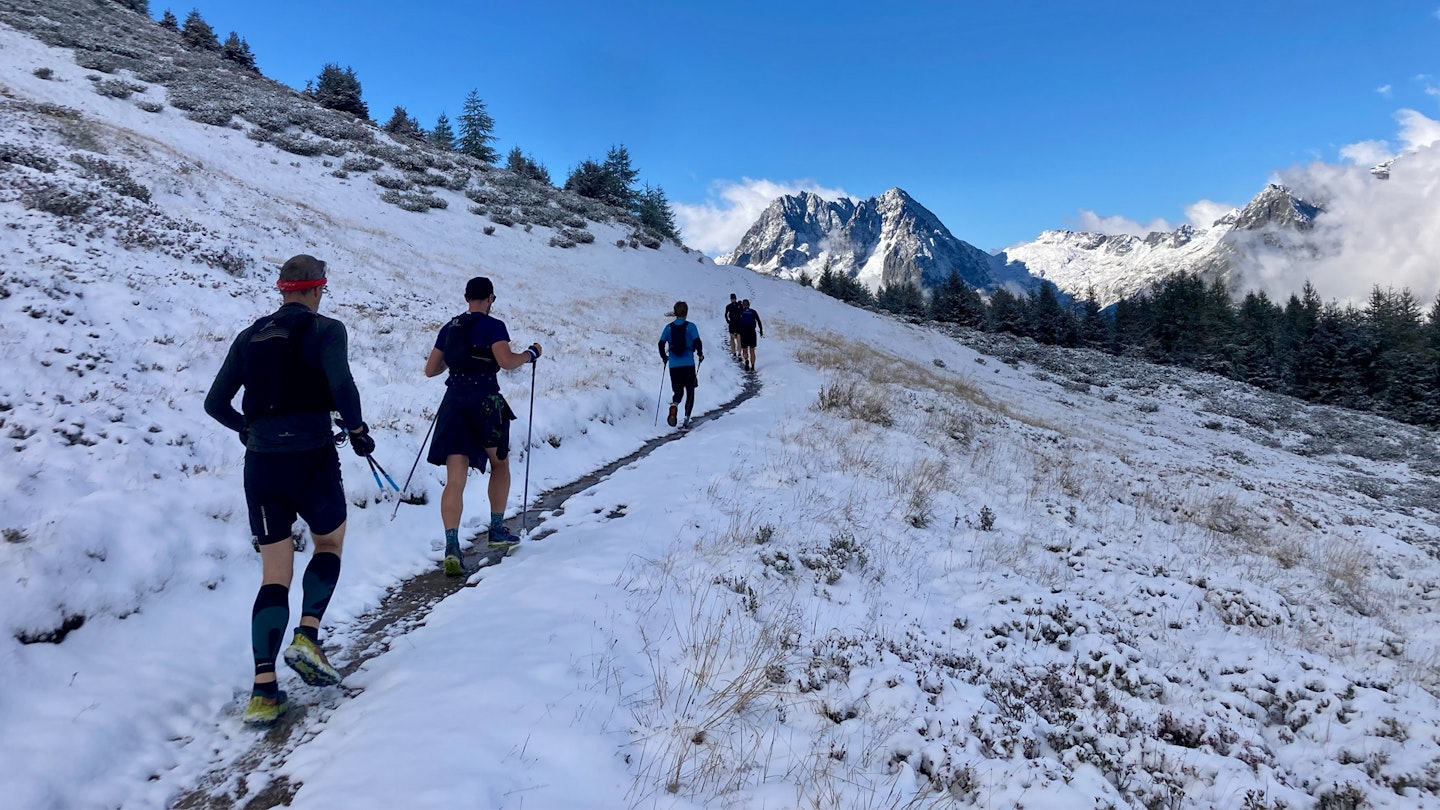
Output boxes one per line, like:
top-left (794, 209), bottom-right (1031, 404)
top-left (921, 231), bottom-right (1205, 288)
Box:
top-left (669, 365), bottom-right (698, 396)
top-left (245, 445), bottom-right (345, 544)
top-left (739, 329), bottom-right (758, 348)
top-left (427, 388), bottom-right (516, 472)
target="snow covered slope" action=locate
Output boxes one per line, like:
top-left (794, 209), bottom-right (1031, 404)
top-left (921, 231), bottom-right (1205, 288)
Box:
top-left (4, 7), bottom-right (1440, 810)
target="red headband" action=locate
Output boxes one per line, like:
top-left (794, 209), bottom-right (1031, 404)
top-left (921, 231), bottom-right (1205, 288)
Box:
top-left (276, 278), bottom-right (327, 292)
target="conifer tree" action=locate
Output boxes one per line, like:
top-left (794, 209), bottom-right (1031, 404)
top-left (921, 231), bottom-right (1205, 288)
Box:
top-left (429, 113), bottom-right (455, 151)
top-left (456, 90), bottom-right (498, 164)
top-left (635, 184), bottom-right (679, 240)
top-left (310, 63), bottom-right (369, 120)
top-left (604, 145), bottom-right (639, 210)
top-left (1078, 286), bottom-right (1107, 347)
top-left (158, 9), bottom-right (179, 31)
top-left (382, 106), bottom-right (425, 141)
top-left (506, 147), bottom-right (551, 184)
top-left (181, 9), bottom-right (219, 51)
top-left (221, 32), bottom-right (257, 71)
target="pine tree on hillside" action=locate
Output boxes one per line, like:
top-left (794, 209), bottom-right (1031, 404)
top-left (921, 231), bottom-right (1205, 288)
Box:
top-left (506, 147), bottom-right (551, 185)
top-left (987, 287), bottom-right (1026, 335)
top-left (221, 32), bottom-right (257, 71)
top-left (878, 281), bottom-right (926, 318)
top-left (635, 184), bottom-right (679, 239)
top-left (1078, 286), bottom-right (1107, 347)
top-left (429, 113), bottom-right (455, 151)
top-left (310, 63), bottom-right (369, 120)
top-left (604, 145), bottom-right (639, 210)
top-left (1025, 282), bottom-right (1069, 345)
top-left (181, 9), bottom-right (219, 51)
top-left (564, 159), bottom-right (624, 207)
top-left (456, 90), bottom-right (498, 164)
top-left (158, 9), bottom-right (179, 31)
top-left (382, 106), bottom-right (425, 141)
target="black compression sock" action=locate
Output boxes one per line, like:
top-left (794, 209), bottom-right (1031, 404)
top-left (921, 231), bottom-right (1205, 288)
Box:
top-left (251, 583), bottom-right (289, 677)
top-left (300, 552), bottom-right (342, 624)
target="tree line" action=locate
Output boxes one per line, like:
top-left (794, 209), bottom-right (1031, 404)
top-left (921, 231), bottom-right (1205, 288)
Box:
top-left (814, 264), bottom-right (1440, 428)
top-left (143, 4), bottom-right (680, 239)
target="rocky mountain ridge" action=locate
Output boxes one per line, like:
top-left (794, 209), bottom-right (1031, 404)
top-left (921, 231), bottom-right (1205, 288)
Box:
top-left (721, 187), bottom-right (1041, 295)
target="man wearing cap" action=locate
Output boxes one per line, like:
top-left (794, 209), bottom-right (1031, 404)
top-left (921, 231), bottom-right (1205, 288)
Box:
top-left (205, 253), bottom-right (375, 727)
top-left (424, 276), bottom-right (542, 576)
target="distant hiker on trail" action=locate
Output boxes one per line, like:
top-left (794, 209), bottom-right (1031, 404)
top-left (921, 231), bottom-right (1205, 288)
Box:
top-left (724, 292), bottom-right (743, 357)
top-left (738, 298), bottom-right (764, 371)
top-left (204, 254), bottom-right (375, 728)
top-left (424, 276), bottom-right (542, 577)
top-left (659, 300), bottom-right (704, 430)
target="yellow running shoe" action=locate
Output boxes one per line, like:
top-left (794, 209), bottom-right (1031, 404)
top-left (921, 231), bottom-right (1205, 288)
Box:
top-left (282, 631), bottom-right (340, 687)
top-left (242, 689), bottom-right (289, 727)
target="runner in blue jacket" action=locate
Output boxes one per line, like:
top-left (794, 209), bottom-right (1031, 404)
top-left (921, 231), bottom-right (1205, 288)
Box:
top-left (658, 301), bottom-right (704, 430)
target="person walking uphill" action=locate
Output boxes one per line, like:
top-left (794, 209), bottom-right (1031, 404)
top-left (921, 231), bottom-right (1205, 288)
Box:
top-left (738, 298), bottom-right (764, 371)
top-left (659, 301), bottom-right (704, 430)
top-left (724, 293), bottom-right (743, 357)
top-left (425, 276), bottom-right (542, 577)
top-left (204, 254), bottom-right (376, 728)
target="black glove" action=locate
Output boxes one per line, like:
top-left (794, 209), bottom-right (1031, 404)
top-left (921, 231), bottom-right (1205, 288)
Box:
top-left (349, 422), bottom-right (376, 457)
top-left (660, 353), bottom-right (669, 364)
top-left (698, 352), bottom-right (705, 364)
top-left (525, 343), bottom-right (542, 363)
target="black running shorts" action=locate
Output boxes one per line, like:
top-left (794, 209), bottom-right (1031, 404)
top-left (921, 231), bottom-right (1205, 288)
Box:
top-left (427, 389), bottom-right (517, 472)
top-left (244, 445), bottom-right (346, 544)
top-left (739, 328), bottom-right (758, 348)
top-left (669, 365), bottom-right (698, 395)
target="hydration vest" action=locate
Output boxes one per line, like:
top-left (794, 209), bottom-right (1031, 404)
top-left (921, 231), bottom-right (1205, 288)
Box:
top-left (668, 320), bottom-right (692, 358)
top-left (239, 309), bottom-right (333, 420)
top-left (443, 312), bottom-right (499, 377)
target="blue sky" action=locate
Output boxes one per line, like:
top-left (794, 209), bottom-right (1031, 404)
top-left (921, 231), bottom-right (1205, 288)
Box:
top-left (164, 1), bottom-right (1440, 254)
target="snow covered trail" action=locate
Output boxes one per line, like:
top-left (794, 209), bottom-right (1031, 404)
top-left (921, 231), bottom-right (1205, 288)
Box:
top-left (162, 357), bottom-right (770, 809)
top-left (232, 356), bottom-right (813, 810)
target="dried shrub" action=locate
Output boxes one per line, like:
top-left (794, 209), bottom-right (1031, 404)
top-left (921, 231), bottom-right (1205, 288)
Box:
top-left (94, 78), bottom-right (145, 98)
top-left (341, 155), bottom-right (382, 173)
top-left (0, 143), bottom-right (58, 172)
top-left (372, 173), bottom-right (411, 191)
top-left (22, 182), bottom-right (91, 217)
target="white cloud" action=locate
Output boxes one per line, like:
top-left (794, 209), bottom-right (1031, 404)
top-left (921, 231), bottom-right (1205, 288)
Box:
top-left (1184, 200), bottom-right (1235, 229)
top-left (1397, 108), bottom-right (1440, 149)
top-left (1378, 84), bottom-right (1394, 97)
top-left (672, 178), bottom-right (852, 256)
top-left (1274, 120), bottom-right (1440, 303)
top-left (1068, 210), bottom-right (1175, 237)
top-left (1339, 139), bottom-right (1394, 166)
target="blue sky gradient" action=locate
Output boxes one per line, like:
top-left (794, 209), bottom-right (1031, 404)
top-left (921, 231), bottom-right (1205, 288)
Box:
top-left (164, 1), bottom-right (1440, 253)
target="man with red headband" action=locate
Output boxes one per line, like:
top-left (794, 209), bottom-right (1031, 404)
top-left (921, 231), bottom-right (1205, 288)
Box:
top-left (205, 253), bottom-right (374, 727)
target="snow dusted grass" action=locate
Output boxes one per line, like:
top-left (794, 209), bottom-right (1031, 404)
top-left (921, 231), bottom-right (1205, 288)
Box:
top-left (611, 327), bottom-right (1440, 807)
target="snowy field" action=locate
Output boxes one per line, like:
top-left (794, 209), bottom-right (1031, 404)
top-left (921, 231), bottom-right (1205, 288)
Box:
top-left (4, 19), bottom-right (1440, 810)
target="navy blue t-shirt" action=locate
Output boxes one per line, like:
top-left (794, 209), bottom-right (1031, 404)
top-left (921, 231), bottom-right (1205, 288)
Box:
top-left (435, 313), bottom-right (511, 395)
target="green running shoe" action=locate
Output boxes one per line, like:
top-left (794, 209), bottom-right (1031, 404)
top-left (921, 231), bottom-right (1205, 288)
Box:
top-left (443, 539), bottom-right (465, 576)
top-left (242, 689), bottom-right (289, 727)
top-left (282, 631), bottom-right (341, 687)
top-left (487, 527), bottom-right (521, 555)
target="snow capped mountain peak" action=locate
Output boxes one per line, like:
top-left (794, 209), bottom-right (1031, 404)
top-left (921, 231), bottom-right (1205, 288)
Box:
top-left (722, 187), bottom-right (1042, 294)
top-left (1004, 184), bottom-right (1326, 305)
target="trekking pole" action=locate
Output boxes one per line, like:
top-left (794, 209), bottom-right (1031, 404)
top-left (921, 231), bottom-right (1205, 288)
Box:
top-left (367, 455), bottom-right (401, 492)
top-left (653, 362), bottom-right (665, 426)
top-left (522, 360), bottom-right (537, 536)
top-left (391, 412), bottom-right (438, 521)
